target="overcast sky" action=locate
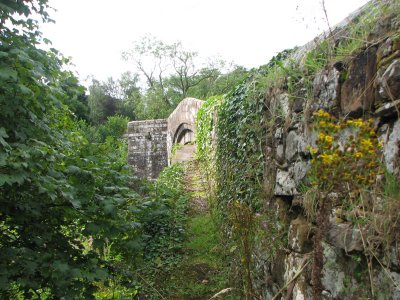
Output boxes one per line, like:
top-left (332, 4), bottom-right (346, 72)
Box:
top-left (41, 0), bottom-right (369, 83)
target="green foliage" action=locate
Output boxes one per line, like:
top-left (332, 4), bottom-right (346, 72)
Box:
top-left (58, 71), bottom-right (90, 121)
top-left (163, 213), bottom-right (229, 299)
top-left (196, 52), bottom-right (293, 297)
top-left (120, 35), bottom-right (250, 119)
top-left (216, 82), bottom-right (266, 210)
top-left (95, 115), bottom-right (129, 143)
top-left (135, 164), bottom-right (189, 295)
top-left (304, 40), bottom-right (330, 74)
top-left (227, 201), bottom-right (257, 299)
top-left (171, 143), bottom-right (183, 156)
top-left (0, 2), bottom-right (147, 298)
top-left (0, 4), bottom-right (99, 296)
top-left (196, 95), bottom-right (224, 162)
top-left (303, 1), bottom-right (399, 77)
top-left (141, 164), bottom-right (188, 261)
top-left (1, 3), bottom-right (224, 297)
top-left (87, 74), bottom-right (143, 124)
top-left (0, 0), bottom-right (51, 31)
top-left (190, 65), bottom-right (249, 99)
top-left (138, 88), bottom-right (175, 120)
top-left (88, 80), bottom-right (118, 124)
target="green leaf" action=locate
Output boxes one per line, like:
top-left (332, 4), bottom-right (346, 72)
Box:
top-left (0, 127), bottom-right (9, 147)
top-left (0, 127), bottom-right (9, 138)
top-left (53, 261), bottom-right (70, 273)
top-left (18, 84), bottom-right (33, 96)
top-left (0, 67), bottom-right (17, 81)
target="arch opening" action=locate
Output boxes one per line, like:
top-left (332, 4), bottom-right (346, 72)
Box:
top-left (173, 123), bottom-right (195, 145)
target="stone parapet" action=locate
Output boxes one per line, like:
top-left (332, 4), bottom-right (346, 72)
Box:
top-left (127, 119), bottom-right (168, 179)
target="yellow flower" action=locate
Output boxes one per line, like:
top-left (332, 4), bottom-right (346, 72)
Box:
top-left (356, 175), bottom-right (365, 181)
top-left (310, 147), bottom-right (318, 155)
top-left (319, 120), bottom-right (326, 126)
top-left (353, 120), bottom-right (363, 127)
top-left (378, 141), bottom-right (383, 148)
top-left (354, 152), bottom-right (363, 158)
top-left (318, 132), bottom-right (325, 141)
top-left (320, 153), bottom-right (334, 164)
top-left (346, 119), bottom-right (363, 127)
top-left (315, 110), bottom-right (330, 118)
top-left (325, 135), bottom-right (333, 143)
top-left (361, 138), bottom-right (373, 148)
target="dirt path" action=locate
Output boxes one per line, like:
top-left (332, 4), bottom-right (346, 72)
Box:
top-left (184, 159), bottom-right (209, 215)
top-left (171, 144), bottom-right (197, 164)
top-left (166, 145), bottom-right (228, 299)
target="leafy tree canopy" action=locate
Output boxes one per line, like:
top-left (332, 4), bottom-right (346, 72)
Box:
top-left (0, 1), bottom-right (143, 298)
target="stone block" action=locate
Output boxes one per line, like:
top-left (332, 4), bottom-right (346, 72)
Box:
top-left (340, 47), bottom-right (377, 117)
top-left (127, 119), bottom-right (168, 179)
top-left (274, 160), bottom-right (309, 196)
top-left (327, 222), bottom-right (364, 252)
top-left (285, 130), bottom-right (308, 163)
top-left (380, 119), bottom-right (400, 174)
top-left (275, 169), bottom-right (297, 196)
top-left (288, 216), bottom-right (313, 253)
top-left (312, 67), bottom-right (340, 112)
top-left (377, 59), bottom-right (400, 101)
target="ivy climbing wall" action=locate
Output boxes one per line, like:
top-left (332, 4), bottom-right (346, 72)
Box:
top-left (197, 0), bottom-right (400, 298)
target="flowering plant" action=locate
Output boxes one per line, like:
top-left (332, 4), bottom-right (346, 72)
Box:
top-left (307, 110), bottom-right (383, 193)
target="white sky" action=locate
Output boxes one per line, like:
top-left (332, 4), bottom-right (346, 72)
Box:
top-left (41, 0), bottom-right (369, 83)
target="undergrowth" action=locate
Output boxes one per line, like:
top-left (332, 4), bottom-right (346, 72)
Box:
top-left (196, 51), bottom-right (292, 299)
top-left (134, 163), bottom-right (189, 299)
top-left (305, 0), bottom-right (400, 72)
top-left (163, 214), bottom-right (229, 299)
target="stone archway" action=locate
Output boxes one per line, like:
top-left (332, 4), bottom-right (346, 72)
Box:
top-left (167, 98), bottom-right (204, 163)
top-left (127, 97), bottom-right (203, 179)
top-left (173, 122), bottom-right (195, 145)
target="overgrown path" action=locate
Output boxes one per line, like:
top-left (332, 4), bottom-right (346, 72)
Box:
top-left (165, 145), bottom-right (228, 299)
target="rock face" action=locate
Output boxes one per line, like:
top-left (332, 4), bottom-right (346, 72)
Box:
top-left (340, 46), bottom-right (377, 117)
top-left (377, 59), bottom-right (400, 100)
top-left (258, 1), bottom-right (400, 298)
top-left (381, 119), bottom-right (400, 174)
top-left (127, 98), bottom-right (203, 179)
top-left (313, 67), bottom-right (340, 112)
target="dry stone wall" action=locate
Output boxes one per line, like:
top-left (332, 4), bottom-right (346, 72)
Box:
top-left (260, 2), bottom-right (400, 298)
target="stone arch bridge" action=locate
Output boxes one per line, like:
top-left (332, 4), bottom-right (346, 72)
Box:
top-left (127, 98), bottom-right (203, 179)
